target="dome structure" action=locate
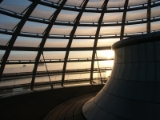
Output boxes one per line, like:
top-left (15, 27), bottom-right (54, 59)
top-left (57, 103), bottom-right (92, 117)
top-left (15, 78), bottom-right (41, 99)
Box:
top-left (0, 0), bottom-right (160, 96)
top-left (83, 31), bottom-right (160, 120)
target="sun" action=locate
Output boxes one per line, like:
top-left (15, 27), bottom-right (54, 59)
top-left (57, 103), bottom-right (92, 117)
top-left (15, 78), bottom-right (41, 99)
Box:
top-left (97, 50), bottom-right (115, 59)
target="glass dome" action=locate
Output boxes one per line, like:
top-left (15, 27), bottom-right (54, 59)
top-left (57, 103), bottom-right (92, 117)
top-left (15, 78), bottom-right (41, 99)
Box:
top-left (0, 0), bottom-right (160, 95)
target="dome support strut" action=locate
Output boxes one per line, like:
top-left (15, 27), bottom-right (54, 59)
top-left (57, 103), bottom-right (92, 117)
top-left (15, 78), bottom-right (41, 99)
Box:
top-left (61, 0), bottom-right (89, 87)
top-left (0, 0), bottom-right (40, 82)
top-left (120, 0), bottom-right (129, 40)
top-left (30, 0), bottom-right (67, 90)
top-left (90, 0), bottom-right (109, 84)
top-left (147, 0), bottom-right (151, 33)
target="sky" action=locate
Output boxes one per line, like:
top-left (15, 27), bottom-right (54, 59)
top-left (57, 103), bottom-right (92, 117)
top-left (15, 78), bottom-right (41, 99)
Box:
top-left (0, 0), bottom-right (160, 86)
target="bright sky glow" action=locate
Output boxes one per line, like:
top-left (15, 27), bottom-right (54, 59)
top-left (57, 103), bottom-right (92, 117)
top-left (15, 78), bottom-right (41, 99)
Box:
top-left (97, 50), bottom-right (115, 59)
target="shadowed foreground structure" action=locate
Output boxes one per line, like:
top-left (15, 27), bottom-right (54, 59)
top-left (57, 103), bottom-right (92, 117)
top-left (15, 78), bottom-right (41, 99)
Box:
top-left (83, 32), bottom-right (160, 120)
top-left (0, 85), bottom-right (103, 120)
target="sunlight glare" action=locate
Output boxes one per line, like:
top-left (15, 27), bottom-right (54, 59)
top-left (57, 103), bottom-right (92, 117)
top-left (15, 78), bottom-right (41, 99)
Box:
top-left (97, 50), bottom-right (115, 59)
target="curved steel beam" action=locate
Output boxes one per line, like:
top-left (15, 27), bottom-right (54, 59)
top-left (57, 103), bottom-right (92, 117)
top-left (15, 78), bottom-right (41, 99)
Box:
top-left (90, 0), bottom-right (109, 84)
top-left (120, 0), bottom-right (129, 40)
top-left (147, 0), bottom-right (151, 33)
top-left (0, 30), bottom-right (152, 39)
top-left (1, 9), bottom-right (160, 27)
top-left (61, 0), bottom-right (89, 86)
top-left (0, 0), bottom-right (40, 82)
top-left (0, 46), bottom-right (111, 51)
top-left (30, 0), bottom-right (67, 90)
top-left (2, 58), bottom-right (113, 64)
top-left (2, 69), bottom-right (111, 80)
top-left (37, 0), bottom-right (160, 13)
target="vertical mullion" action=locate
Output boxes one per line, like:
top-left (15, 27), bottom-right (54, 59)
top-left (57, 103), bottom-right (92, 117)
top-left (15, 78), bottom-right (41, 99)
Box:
top-left (61, 0), bottom-right (89, 87)
top-left (0, 0), bottom-right (40, 82)
top-left (90, 0), bottom-right (109, 84)
top-left (120, 0), bottom-right (129, 40)
top-left (147, 0), bottom-right (151, 33)
top-left (31, 0), bottom-right (67, 90)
